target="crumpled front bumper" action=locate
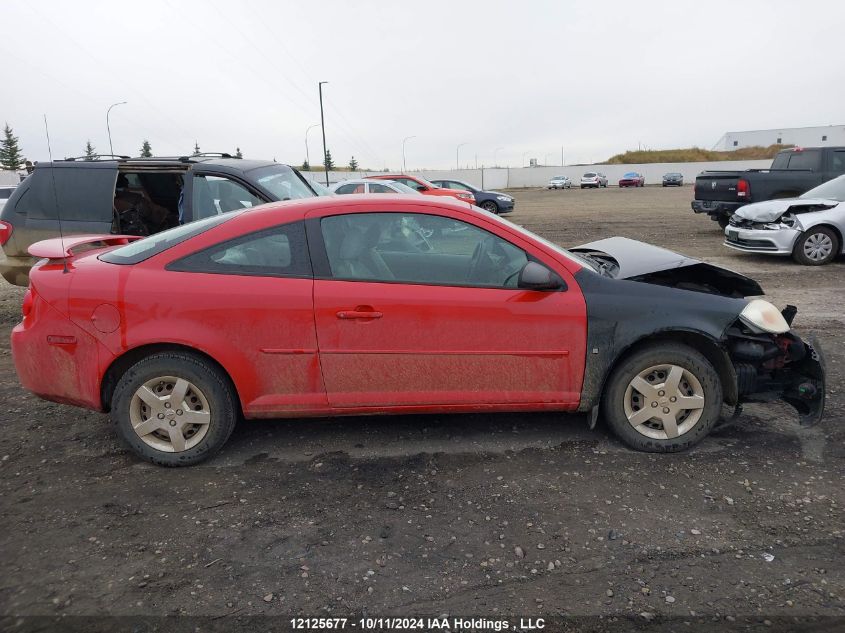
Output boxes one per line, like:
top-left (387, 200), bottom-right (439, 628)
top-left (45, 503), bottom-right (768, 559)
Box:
top-left (730, 327), bottom-right (826, 427)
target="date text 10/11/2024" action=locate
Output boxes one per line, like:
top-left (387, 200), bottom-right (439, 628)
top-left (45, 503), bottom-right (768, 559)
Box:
top-left (290, 617), bottom-right (547, 631)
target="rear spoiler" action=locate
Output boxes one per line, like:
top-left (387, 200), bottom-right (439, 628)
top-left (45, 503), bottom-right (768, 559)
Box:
top-left (28, 234), bottom-right (142, 259)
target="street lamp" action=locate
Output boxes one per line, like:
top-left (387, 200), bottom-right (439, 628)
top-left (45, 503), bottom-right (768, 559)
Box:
top-left (402, 136), bottom-right (416, 172)
top-left (493, 146), bottom-right (504, 167)
top-left (456, 142), bottom-right (468, 170)
top-left (106, 101), bottom-right (127, 156)
top-left (318, 81), bottom-right (329, 186)
top-left (305, 124), bottom-right (320, 168)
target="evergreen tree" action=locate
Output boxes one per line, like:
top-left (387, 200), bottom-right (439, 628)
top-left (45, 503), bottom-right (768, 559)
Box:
top-left (301, 159), bottom-right (310, 171)
top-left (0, 124), bottom-right (24, 170)
top-left (349, 156), bottom-right (359, 171)
top-left (323, 149), bottom-right (335, 171)
top-left (192, 141), bottom-right (201, 156)
top-left (140, 140), bottom-right (153, 158)
top-left (84, 140), bottom-right (96, 160)
top-left (235, 147), bottom-right (243, 159)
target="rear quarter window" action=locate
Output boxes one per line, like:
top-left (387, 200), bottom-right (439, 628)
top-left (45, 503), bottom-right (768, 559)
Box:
top-left (25, 166), bottom-right (116, 221)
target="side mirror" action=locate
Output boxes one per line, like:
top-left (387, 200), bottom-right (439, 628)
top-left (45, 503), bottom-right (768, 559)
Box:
top-left (517, 261), bottom-right (563, 291)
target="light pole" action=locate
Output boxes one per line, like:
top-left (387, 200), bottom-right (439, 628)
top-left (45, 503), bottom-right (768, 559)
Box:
top-left (305, 123), bottom-right (320, 168)
top-left (318, 81), bottom-right (329, 186)
top-left (402, 135), bottom-right (416, 172)
top-left (456, 142), bottom-right (468, 170)
top-left (493, 146), bottom-right (504, 167)
top-left (106, 101), bottom-right (127, 156)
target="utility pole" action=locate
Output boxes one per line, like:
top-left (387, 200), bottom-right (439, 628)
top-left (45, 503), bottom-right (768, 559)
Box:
top-left (106, 101), bottom-right (127, 156)
top-left (305, 123), bottom-right (320, 167)
top-left (318, 81), bottom-right (329, 186)
top-left (456, 143), bottom-right (468, 171)
top-left (402, 135), bottom-right (416, 172)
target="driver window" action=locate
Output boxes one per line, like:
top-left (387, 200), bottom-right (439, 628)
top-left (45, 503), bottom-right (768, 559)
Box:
top-left (321, 213), bottom-right (528, 288)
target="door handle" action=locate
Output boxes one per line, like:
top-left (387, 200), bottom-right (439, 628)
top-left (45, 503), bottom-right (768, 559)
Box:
top-left (336, 309), bottom-right (383, 320)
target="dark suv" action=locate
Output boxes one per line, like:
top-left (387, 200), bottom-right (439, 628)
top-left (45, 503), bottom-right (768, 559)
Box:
top-left (0, 154), bottom-right (319, 285)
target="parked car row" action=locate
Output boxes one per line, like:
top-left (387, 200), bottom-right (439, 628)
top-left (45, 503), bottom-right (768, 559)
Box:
top-left (546, 172), bottom-right (684, 190)
top-left (330, 174), bottom-right (516, 215)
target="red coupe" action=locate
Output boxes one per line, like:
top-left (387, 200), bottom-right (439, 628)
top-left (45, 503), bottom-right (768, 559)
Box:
top-left (619, 172), bottom-right (645, 188)
top-left (12, 196), bottom-right (824, 466)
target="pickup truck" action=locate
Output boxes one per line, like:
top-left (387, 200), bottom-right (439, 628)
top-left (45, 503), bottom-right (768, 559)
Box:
top-left (691, 146), bottom-right (845, 227)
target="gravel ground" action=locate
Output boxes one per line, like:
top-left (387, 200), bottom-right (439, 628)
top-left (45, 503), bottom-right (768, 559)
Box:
top-left (0, 186), bottom-right (843, 631)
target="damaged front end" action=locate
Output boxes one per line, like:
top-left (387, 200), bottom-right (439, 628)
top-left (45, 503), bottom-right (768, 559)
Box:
top-left (726, 306), bottom-right (825, 426)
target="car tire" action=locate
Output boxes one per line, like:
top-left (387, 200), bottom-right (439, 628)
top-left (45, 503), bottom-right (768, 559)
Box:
top-left (717, 216), bottom-right (730, 229)
top-left (112, 352), bottom-right (238, 467)
top-left (480, 200), bottom-right (499, 214)
top-left (792, 226), bottom-right (839, 266)
top-left (600, 343), bottom-right (722, 453)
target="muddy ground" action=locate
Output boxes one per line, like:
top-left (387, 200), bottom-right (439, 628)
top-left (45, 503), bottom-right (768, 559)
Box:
top-left (0, 186), bottom-right (843, 631)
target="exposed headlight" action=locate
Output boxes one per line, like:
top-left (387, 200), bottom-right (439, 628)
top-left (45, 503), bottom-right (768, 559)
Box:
top-left (739, 299), bottom-right (790, 334)
top-left (496, 195), bottom-right (511, 201)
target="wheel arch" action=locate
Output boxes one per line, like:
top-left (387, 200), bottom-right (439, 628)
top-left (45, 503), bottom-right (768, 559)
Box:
top-left (801, 222), bottom-right (843, 252)
top-left (596, 329), bottom-right (738, 411)
top-left (100, 342), bottom-right (243, 415)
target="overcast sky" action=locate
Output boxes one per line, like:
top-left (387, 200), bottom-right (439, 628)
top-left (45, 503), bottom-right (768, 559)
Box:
top-left (2, 0), bottom-right (844, 170)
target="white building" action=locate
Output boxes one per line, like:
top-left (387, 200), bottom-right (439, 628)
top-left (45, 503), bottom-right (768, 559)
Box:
top-left (713, 125), bottom-right (845, 151)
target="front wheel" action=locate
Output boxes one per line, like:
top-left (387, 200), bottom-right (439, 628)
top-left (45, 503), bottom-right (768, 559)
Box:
top-left (480, 200), bottom-right (499, 214)
top-left (792, 226), bottom-right (839, 265)
top-left (112, 352), bottom-right (238, 466)
top-left (601, 343), bottom-right (722, 452)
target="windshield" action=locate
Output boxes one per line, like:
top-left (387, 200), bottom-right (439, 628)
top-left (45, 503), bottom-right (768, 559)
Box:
top-left (248, 165), bottom-right (316, 200)
top-left (481, 212), bottom-right (596, 271)
top-left (623, 173), bottom-right (638, 178)
top-left (800, 175), bottom-right (845, 202)
top-left (307, 179), bottom-right (332, 196)
top-left (552, 176), bottom-right (565, 180)
top-left (391, 181), bottom-right (423, 194)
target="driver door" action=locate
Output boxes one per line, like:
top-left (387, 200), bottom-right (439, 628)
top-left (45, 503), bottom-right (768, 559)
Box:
top-left (312, 211), bottom-right (585, 409)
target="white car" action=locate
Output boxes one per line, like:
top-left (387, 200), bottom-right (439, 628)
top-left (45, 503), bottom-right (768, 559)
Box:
top-left (580, 172), bottom-right (608, 189)
top-left (331, 179), bottom-right (421, 195)
top-left (0, 185), bottom-right (16, 212)
top-left (724, 175), bottom-right (845, 265)
top-left (547, 176), bottom-right (571, 189)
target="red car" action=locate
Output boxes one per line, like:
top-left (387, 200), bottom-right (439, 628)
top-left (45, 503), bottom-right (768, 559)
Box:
top-left (619, 172), bottom-right (645, 188)
top-left (12, 196), bottom-right (824, 466)
top-left (366, 174), bottom-right (475, 204)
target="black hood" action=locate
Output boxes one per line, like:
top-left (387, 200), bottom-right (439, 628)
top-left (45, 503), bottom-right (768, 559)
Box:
top-left (571, 237), bottom-right (763, 298)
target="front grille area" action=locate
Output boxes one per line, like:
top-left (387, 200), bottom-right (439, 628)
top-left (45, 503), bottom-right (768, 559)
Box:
top-left (725, 235), bottom-right (778, 250)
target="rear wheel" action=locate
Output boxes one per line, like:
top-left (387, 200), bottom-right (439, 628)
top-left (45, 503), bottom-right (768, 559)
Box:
top-left (792, 226), bottom-right (839, 265)
top-left (717, 215), bottom-right (730, 229)
top-left (112, 352), bottom-right (237, 466)
top-left (601, 343), bottom-right (722, 452)
top-left (480, 200), bottom-right (499, 214)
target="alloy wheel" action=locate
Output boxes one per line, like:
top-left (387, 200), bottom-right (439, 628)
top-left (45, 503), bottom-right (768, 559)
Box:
top-left (803, 232), bottom-right (833, 262)
top-left (129, 376), bottom-right (211, 452)
top-left (623, 364), bottom-right (705, 440)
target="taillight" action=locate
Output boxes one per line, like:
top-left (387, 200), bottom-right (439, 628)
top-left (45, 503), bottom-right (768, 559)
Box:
top-left (737, 178), bottom-right (750, 199)
top-left (0, 220), bottom-right (12, 246)
top-left (21, 289), bottom-right (33, 318)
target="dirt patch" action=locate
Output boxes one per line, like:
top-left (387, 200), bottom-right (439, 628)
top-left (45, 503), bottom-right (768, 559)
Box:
top-left (0, 186), bottom-right (843, 623)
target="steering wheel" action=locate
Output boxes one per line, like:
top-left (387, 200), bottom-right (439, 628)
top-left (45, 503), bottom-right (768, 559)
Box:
top-left (467, 236), bottom-right (495, 282)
